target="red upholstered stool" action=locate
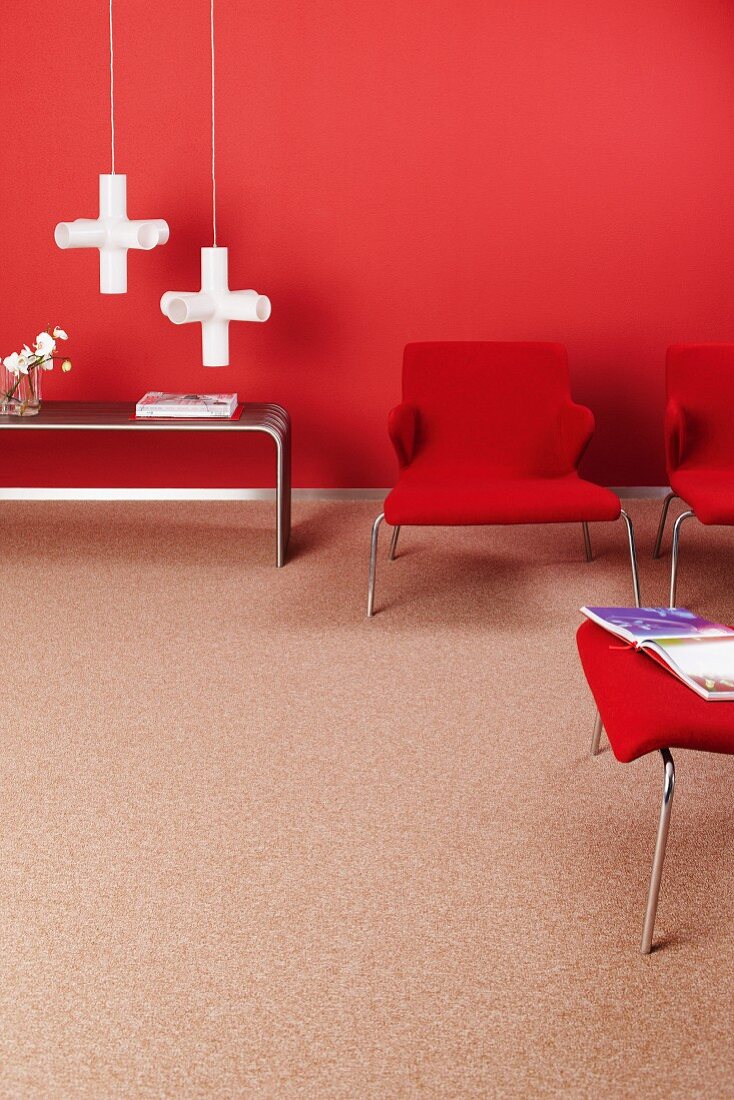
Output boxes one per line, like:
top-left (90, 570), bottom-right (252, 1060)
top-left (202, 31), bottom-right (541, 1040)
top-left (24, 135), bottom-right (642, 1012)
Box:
top-left (577, 619), bottom-right (734, 953)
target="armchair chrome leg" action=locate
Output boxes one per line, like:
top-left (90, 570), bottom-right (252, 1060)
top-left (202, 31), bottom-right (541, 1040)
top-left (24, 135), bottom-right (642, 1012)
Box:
top-left (388, 525), bottom-right (401, 561)
top-left (590, 710), bottom-right (603, 756)
top-left (367, 512), bottom-right (385, 617)
top-left (653, 492), bottom-right (677, 559)
top-left (582, 522), bottom-right (593, 562)
top-left (641, 748), bottom-right (676, 955)
top-left (669, 510), bottom-right (695, 608)
top-left (619, 510), bottom-right (641, 608)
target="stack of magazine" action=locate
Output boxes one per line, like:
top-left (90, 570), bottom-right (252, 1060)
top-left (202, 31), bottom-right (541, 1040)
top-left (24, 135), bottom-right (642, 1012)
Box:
top-left (135, 392), bottom-right (238, 419)
top-left (582, 606), bottom-right (734, 701)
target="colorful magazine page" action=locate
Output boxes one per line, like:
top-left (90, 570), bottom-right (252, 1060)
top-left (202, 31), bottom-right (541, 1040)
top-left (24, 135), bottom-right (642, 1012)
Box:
top-left (581, 606), bottom-right (734, 701)
top-left (581, 606), bottom-right (734, 644)
top-left (646, 636), bottom-right (734, 700)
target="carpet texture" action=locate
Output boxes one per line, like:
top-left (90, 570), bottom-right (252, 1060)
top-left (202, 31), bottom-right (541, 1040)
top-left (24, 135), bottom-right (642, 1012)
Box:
top-left (1, 499), bottom-right (733, 1099)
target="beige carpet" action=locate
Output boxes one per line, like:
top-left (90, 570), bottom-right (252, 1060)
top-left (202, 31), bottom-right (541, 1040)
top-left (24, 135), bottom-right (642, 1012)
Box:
top-left (1, 498), bottom-right (734, 1099)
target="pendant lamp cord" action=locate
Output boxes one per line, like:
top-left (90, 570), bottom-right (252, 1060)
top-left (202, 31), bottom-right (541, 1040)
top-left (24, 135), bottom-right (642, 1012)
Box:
top-left (210, 0), bottom-right (217, 247)
top-left (109, 0), bottom-right (115, 174)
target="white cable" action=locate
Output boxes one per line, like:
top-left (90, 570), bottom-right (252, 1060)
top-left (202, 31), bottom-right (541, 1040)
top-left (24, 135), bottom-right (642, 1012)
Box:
top-left (210, 0), bottom-right (217, 246)
top-left (109, 0), bottom-right (115, 174)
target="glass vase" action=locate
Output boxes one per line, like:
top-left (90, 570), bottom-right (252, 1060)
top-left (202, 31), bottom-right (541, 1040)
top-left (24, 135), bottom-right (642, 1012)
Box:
top-left (0, 366), bottom-right (42, 416)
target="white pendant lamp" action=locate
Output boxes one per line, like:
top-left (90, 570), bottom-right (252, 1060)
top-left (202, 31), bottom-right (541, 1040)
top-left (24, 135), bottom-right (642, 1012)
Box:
top-left (54, 0), bottom-right (169, 293)
top-left (160, 0), bottom-right (271, 366)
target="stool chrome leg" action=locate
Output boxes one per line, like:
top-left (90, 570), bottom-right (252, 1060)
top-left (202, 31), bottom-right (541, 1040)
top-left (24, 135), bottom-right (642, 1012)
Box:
top-left (653, 491), bottom-right (677, 559)
top-left (641, 748), bottom-right (676, 955)
top-left (388, 525), bottom-right (401, 561)
top-left (669, 510), bottom-right (695, 608)
top-left (590, 710), bottom-right (603, 756)
top-left (582, 522), bottom-right (593, 562)
top-left (620, 510), bottom-right (641, 608)
top-left (367, 512), bottom-right (385, 617)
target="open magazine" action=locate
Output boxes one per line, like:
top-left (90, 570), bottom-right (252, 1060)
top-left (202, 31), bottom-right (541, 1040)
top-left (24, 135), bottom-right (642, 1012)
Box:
top-left (581, 607), bottom-right (734, 701)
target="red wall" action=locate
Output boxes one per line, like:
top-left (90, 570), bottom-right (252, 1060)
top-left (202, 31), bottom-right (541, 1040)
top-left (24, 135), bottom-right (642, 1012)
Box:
top-left (3, 0), bottom-right (734, 488)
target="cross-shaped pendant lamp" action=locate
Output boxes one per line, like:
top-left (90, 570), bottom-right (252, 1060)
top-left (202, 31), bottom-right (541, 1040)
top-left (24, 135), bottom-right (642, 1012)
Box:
top-left (160, 0), bottom-right (271, 365)
top-left (55, 175), bottom-right (168, 294)
top-left (161, 248), bottom-right (270, 367)
top-left (53, 0), bottom-right (168, 293)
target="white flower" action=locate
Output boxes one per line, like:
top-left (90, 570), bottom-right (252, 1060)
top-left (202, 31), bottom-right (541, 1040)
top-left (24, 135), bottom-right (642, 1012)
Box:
top-left (3, 349), bottom-right (34, 375)
top-left (34, 332), bottom-right (55, 358)
top-left (52, 327), bottom-right (68, 340)
top-left (3, 352), bottom-right (22, 375)
top-left (21, 346), bottom-right (37, 373)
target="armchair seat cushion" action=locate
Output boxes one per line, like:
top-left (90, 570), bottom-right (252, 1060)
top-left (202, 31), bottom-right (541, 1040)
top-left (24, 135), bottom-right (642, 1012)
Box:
top-left (384, 470), bottom-right (621, 526)
top-left (670, 469), bottom-right (734, 525)
top-left (577, 620), bottom-right (734, 763)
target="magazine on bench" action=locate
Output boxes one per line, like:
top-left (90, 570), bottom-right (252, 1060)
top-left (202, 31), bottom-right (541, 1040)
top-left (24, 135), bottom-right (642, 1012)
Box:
top-left (135, 392), bottom-right (238, 418)
top-left (581, 607), bottom-right (734, 701)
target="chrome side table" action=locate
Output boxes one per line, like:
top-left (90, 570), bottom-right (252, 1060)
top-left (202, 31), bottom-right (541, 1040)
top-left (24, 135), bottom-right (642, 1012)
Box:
top-left (0, 402), bottom-right (292, 566)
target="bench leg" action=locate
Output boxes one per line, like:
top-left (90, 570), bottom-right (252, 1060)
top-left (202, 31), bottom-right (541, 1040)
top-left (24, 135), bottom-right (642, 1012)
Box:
top-left (263, 411), bottom-right (291, 567)
top-left (275, 434), bottom-right (291, 568)
top-left (388, 525), bottom-right (401, 561)
top-left (669, 510), bottom-right (695, 608)
top-left (641, 748), bottom-right (676, 955)
top-left (653, 491), bottom-right (677, 559)
top-left (582, 522), bottom-right (593, 562)
top-left (367, 512), bottom-right (385, 617)
top-left (590, 710), bottom-right (603, 756)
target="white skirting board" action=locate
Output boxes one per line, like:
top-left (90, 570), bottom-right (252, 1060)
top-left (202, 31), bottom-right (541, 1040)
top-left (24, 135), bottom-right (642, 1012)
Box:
top-left (0, 486), bottom-right (670, 501)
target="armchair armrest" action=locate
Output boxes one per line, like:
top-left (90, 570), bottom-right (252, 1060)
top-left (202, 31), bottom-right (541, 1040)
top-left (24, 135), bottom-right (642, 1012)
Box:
top-left (388, 402), bottom-right (419, 468)
top-left (559, 401), bottom-right (595, 468)
top-left (664, 399), bottom-right (687, 472)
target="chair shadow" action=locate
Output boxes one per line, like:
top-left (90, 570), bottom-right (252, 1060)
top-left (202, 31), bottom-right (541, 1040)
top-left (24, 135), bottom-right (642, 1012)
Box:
top-left (648, 933), bottom-right (687, 954)
top-left (363, 521), bottom-right (641, 627)
top-left (569, 746), bottom-right (734, 957)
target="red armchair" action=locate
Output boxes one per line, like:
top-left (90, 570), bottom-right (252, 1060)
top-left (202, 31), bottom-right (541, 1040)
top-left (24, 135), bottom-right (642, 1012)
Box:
top-left (367, 342), bottom-right (640, 615)
top-left (654, 344), bottom-right (734, 606)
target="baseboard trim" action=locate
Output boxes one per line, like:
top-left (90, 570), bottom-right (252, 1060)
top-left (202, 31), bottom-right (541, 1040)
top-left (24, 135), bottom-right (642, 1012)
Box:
top-left (0, 486), bottom-right (669, 502)
top-left (0, 488), bottom-right (391, 501)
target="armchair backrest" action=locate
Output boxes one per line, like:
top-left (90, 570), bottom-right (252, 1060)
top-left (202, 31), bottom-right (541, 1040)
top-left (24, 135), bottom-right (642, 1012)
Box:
top-left (667, 344), bottom-right (734, 468)
top-left (402, 342), bottom-right (575, 476)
